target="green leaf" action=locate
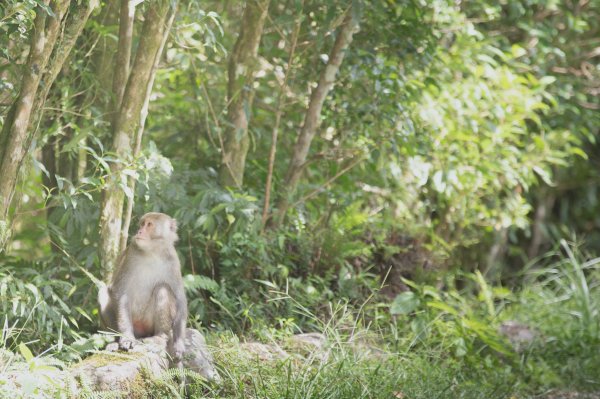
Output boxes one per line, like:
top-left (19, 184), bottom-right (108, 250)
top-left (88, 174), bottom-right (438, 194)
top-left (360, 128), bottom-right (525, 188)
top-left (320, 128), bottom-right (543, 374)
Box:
top-left (539, 76), bottom-right (557, 86)
top-left (427, 300), bottom-right (459, 316)
top-left (254, 279), bottom-right (278, 289)
top-left (226, 214), bottom-right (235, 225)
top-left (184, 274), bottom-right (219, 293)
top-left (19, 343), bottom-right (34, 362)
top-left (34, 0), bottom-right (55, 17)
top-left (454, 337), bottom-right (467, 357)
top-left (390, 291), bottom-right (420, 315)
top-left (532, 165), bottom-right (553, 185)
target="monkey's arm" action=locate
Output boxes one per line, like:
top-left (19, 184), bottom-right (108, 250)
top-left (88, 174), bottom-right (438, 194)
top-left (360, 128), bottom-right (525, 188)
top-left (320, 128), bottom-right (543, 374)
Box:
top-left (116, 294), bottom-right (136, 350)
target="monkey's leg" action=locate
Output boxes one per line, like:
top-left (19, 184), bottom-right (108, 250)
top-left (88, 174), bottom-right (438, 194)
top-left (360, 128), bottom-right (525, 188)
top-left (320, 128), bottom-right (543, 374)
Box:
top-left (151, 283), bottom-right (181, 366)
top-left (152, 283), bottom-right (177, 334)
top-left (116, 294), bottom-right (136, 350)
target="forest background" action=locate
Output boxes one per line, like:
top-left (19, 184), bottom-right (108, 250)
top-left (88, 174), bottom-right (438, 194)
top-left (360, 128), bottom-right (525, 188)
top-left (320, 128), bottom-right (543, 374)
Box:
top-left (1, 0), bottom-right (600, 397)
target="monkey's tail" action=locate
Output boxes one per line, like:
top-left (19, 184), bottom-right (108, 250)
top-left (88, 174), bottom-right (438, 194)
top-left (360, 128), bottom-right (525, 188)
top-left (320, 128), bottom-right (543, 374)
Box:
top-left (97, 281), bottom-right (110, 311)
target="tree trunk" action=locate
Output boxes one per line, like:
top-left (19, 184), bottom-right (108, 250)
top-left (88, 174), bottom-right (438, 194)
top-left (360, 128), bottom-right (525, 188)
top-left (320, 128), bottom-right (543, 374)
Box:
top-left (272, 9), bottom-right (359, 227)
top-left (527, 189), bottom-right (556, 259)
top-left (30, 0), bottom-right (98, 134)
top-left (0, 0), bottom-right (66, 223)
top-left (99, 0), bottom-right (177, 276)
top-left (120, 8), bottom-right (177, 252)
top-left (111, 0), bottom-right (135, 126)
top-left (41, 135), bottom-right (58, 196)
top-left (91, 1), bottom-right (119, 109)
top-left (41, 131), bottom-right (64, 254)
top-left (260, 8), bottom-right (302, 231)
top-left (486, 227), bottom-right (508, 274)
top-left (0, 39), bottom-right (16, 105)
top-left (111, 0), bottom-right (136, 254)
top-left (218, 0), bottom-right (270, 188)
top-left (0, 0), bottom-right (97, 249)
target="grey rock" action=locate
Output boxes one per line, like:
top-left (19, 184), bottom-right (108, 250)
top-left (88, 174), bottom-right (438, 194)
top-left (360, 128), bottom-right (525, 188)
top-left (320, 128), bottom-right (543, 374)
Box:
top-left (183, 328), bottom-right (220, 382)
top-left (72, 328), bottom-right (219, 394)
top-left (499, 320), bottom-right (537, 350)
top-left (287, 332), bottom-right (329, 361)
top-left (239, 342), bottom-right (289, 361)
top-left (289, 332), bottom-right (326, 350)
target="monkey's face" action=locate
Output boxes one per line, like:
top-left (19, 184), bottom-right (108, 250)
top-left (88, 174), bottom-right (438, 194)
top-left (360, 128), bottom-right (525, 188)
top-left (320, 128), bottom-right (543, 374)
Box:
top-left (135, 213), bottom-right (178, 245)
top-left (136, 217), bottom-right (159, 241)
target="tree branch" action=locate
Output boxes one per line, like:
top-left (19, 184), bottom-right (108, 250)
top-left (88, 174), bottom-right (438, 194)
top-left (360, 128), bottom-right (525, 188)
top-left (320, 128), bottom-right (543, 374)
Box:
top-left (260, 5), bottom-right (302, 231)
top-left (272, 7), bottom-right (359, 227)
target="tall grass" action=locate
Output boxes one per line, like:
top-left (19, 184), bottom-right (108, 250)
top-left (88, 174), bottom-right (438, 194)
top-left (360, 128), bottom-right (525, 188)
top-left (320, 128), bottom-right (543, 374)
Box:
top-left (2, 242), bottom-right (600, 398)
top-left (524, 239), bottom-right (600, 339)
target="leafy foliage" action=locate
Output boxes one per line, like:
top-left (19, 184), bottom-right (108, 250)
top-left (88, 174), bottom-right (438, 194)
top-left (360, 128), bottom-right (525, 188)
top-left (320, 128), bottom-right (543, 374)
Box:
top-left (1, 0), bottom-right (600, 397)
top-left (0, 257), bottom-right (95, 354)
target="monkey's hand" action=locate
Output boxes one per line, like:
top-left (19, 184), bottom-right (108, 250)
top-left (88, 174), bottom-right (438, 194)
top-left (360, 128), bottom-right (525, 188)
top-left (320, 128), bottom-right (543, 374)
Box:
top-left (172, 339), bottom-right (185, 363)
top-left (118, 337), bottom-right (136, 351)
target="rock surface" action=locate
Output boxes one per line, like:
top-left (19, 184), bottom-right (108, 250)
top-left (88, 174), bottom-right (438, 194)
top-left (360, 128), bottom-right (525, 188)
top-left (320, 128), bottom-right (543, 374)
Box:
top-left (238, 341), bottom-right (289, 361)
top-left (70, 330), bottom-right (389, 395)
top-left (498, 320), bottom-right (537, 351)
top-left (72, 328), bottom-right (219, 395)
top-left (183, 328), bottom-right (220, 382)
top-left (286, 332), bottom-right (329, 361)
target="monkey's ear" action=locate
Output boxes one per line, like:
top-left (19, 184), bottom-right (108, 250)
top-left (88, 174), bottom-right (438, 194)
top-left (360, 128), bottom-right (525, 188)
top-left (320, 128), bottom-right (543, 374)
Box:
top-left (169, 218), bottom-right (178, 233)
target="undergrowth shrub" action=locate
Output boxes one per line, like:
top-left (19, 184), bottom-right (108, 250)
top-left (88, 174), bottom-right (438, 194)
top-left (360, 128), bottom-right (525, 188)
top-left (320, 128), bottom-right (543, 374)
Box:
top-left (0, 256), bottom-right (95, 354)
top-left (506, 240), bottom-right (600, 389)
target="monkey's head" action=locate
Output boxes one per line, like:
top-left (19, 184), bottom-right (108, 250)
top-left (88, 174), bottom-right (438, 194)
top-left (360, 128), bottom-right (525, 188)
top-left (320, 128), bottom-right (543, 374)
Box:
top-left (134, 212), bottom-right (178, 249)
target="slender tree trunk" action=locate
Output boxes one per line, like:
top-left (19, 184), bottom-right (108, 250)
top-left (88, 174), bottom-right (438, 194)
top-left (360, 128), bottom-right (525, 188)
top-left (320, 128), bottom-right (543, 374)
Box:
top-left (260, 9), bottom-right (302, 231)
top-left (76, 141), bottom-right (88, 182)
top-left (91, 1), bottom-right (119, 108)
top-left (30, 1), bottom-right (98, 134)
top-left (109, 0), bottom-right (135, 254)
top-left (120, 8), bottom-right (177, 253)
top-left (41, 136), bottom-right (58, 195)
top-left (112, 0), bottom-right (135, 126)
top-left (39, 1), bottom-right (98, 253)
top-left (0, 40), bottom-right (16, 105)
top-left (41, 131), bottom-right (64, 254)
top-left (486, 227), bottom-right (508, 274)
top-left (0, 0), bottom-right (97, 249)
top-left (0, 0), bottom-right (65, 222)
top-left (527, 189), bottom-right (556, 259)
top-left (272, 9), bottom-right (359, 227)
top-left (218, 0), bottom-right (270, 188)
top-left (99, 0), bottom-right (177, 276)
top-left (39, 0), bottom-right (107, 254)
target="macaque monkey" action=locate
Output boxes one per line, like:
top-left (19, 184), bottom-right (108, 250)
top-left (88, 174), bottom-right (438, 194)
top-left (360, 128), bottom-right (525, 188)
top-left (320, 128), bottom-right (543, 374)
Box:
top-left (98, 212), bottom-right (188, 366)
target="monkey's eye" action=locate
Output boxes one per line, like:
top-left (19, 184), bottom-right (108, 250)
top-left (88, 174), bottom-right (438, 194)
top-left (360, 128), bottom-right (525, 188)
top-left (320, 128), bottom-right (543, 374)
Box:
top-left (147, 222), bottom-right (153, 227)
